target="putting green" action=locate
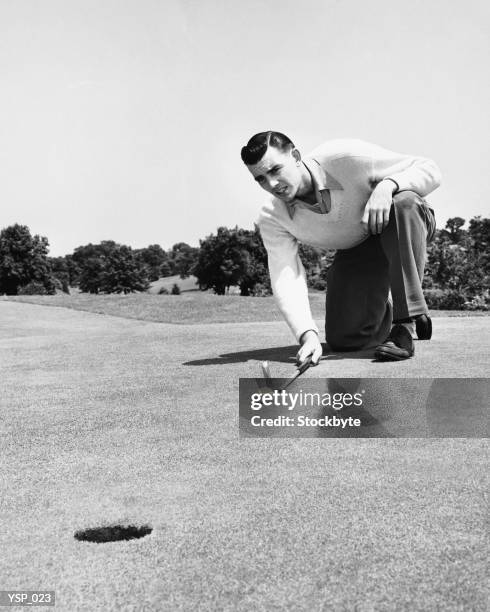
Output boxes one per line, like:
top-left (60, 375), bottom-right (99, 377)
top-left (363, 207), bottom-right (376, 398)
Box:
top-left (1, 301), bottom-right (488, 611)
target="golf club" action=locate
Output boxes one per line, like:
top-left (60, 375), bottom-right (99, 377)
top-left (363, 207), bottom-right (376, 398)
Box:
top-left (283, 355), bottom-right (313, 389)
top-left (258, 356), bottom-right (314, 390)
top-left (260, 360), bottom-right (272, 383)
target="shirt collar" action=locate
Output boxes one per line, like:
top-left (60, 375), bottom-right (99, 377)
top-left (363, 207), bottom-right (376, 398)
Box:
top-left (286, 156), bottom-right (344, 219)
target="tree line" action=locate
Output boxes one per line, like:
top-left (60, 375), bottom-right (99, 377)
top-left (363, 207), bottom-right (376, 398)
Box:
top-left (0, 225), bottom-right (198, 295)
top-left (0, 216), bottom-right (488, 310)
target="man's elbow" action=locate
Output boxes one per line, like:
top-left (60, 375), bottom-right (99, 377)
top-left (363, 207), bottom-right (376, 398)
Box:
top-left (427, 160), bottom-right (442, 190)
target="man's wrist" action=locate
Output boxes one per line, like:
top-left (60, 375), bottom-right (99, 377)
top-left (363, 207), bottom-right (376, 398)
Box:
top-left (380, 178), bottom-right (399, 195)
top-left (299, 329), bottom-right (319, 344)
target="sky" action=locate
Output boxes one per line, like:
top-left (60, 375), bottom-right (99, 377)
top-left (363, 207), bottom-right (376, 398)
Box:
top-left (1, 0), bottom-right (489, 256)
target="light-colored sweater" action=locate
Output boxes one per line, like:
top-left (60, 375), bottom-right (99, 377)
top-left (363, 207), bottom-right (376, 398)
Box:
top-left (256, 139), bottom-right (442, 341)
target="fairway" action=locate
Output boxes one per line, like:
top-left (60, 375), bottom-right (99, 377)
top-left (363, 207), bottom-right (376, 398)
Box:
top-left (1, 299), bottom-right (488, 611)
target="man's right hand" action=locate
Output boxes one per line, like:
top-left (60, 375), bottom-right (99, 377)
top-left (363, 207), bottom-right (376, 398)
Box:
top-left (296, 330), bottom-right (322, 367)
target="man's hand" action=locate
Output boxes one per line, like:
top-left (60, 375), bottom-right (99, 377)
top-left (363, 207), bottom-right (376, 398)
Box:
top-left (361, 179), bottom-right (397, 235)
top-left (296, 330), bottom-right (322, 367)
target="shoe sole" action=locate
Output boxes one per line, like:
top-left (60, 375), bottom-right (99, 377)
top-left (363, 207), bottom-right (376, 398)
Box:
top-left (374, 347), bottom-right (414, 361)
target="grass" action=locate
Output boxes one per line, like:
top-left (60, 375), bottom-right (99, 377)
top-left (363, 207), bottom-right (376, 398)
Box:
top-left (148, 274), bottom-right (200, 294)
top-left (1, 298), bottom-right (488, 611)
top-left (3, 292), bottom-right (489, 325)
top-left (2, 293), bottom-right (286, 324)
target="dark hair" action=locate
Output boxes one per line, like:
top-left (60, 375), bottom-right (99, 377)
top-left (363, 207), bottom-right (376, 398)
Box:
top-left (240, 131), bottom-right (294, 165)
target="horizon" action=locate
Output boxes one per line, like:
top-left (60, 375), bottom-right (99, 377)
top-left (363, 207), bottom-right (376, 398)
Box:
top-left (1, 211), bottom-right (486, 259)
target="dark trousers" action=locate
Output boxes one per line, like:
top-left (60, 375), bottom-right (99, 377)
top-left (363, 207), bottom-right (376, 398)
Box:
top-left (325, 191), bottom-right (436, 350)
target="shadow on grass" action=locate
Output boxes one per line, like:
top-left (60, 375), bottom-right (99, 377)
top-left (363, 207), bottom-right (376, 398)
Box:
top-left (183, 344), bottom-right (374, 366)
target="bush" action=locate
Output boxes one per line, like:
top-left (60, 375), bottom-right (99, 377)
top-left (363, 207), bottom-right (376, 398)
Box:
top-left (170, 283), bottom-right (181, 295)
top-left (424, 288), bottom-right (467, 310)
top-left (423, 219), bottom-right (489, 311)
top-left (464, 291), bottom-right (490, 311)
top-left (250, 282), bottom-right (272, 297)
top-left (158, 287), bottom-right (169, 295)
top-left (18, 281), bottom-right (52, 295)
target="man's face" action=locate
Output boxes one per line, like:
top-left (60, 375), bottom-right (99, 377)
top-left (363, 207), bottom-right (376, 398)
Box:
top-left (246, 146), bottom-right (302, 203)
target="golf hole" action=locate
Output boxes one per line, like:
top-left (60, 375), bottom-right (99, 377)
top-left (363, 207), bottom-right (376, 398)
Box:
top-left (74, 524), bottom-right (152, 543)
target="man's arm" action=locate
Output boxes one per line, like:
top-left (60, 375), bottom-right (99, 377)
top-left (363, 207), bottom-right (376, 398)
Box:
top-left (373, 149), bottom-right (442, 196)
top-left (361, 178), bottom-right (399, 235)
top-left (357, 140), bottom-right (442, 234)
top-left (258, 212), bottom-right (322, 364)
top-left (311, 138), bottom-right (442, 197)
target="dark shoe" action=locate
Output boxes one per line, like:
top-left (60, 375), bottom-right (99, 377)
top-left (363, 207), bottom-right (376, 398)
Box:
top-left (374, 325), bottom-right (414, 361)
top-left (414, 314), bottom-right (432, 340)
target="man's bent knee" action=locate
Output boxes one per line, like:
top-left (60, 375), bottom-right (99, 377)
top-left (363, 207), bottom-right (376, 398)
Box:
top-left (392, 190), bottom-right (423, 214)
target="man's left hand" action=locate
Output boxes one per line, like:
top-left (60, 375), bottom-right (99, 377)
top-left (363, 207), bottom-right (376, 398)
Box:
top-left (361, 180), bottom-right (396, 235)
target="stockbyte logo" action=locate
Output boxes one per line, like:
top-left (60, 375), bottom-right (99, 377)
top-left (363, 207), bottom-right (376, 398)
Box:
top-left (238, 378), bottom-right (489, 439)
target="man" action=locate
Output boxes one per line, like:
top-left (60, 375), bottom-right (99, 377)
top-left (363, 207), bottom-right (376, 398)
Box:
top-left (240, 132), bottom-right (441, 364)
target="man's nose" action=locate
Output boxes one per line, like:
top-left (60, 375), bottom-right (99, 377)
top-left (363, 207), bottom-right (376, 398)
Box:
top-left (268, 177), bottom-right (279, 190)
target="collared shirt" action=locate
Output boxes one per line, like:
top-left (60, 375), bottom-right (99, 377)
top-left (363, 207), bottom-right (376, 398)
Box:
top-left (285, 156), bottom-right (344, 219)
top-left (256, 138), bottom-right (442, 341)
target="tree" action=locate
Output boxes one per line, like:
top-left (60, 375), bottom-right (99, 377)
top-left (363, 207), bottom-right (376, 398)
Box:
top-left (72, 241), bottom-right (150, 294)
top-left (135, 244), bottom-right (168, 281)
top-left (50, 254), bottom-right (81, 287)
top-left (192, 229), bottom-right (236, 294)
top-left (236, 226), bottom-right (270, 296)
top-left (168, 242), bottom-right (199, 279)
top-left (99, 244), bottom-right (150, 294)
top-left (298, 243), bottom-right (332, 289)
top-left (0, 224), bottom-right (56, 295)
top-left (442, 217), bottom-right (466, 243)
top-left (468, 216), bottom-right (490, 245)
top-left (424, 216), bottom-right (489, 309)
top-left (49, 256), bottom-right (71, 293)
top-left (306, 249), bottom-right (336, 291)
top-left (468, 216), bottom-right (490, 272)
top-left (192, 226), bottom-right (270, 295)
top-left (159, 261), bottom-right (172, 277)
top-left (72, 243), bottom-right (108, 294)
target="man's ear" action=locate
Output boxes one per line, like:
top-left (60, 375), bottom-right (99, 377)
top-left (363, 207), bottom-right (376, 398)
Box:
top-left (292, 148), bottom-right (301, 164)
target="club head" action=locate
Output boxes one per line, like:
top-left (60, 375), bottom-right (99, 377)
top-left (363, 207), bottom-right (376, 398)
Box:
top-left (260, 361), bottom-right (272, 380)
top-left (256, 360), bottom-right (273, 392)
